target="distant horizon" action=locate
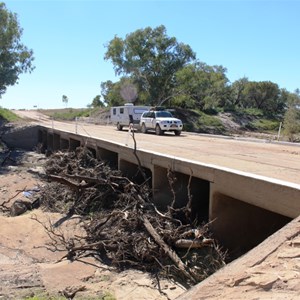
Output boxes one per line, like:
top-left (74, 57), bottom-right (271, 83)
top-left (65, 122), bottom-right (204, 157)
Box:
top-left (1, 0), bottom-right (299, 110)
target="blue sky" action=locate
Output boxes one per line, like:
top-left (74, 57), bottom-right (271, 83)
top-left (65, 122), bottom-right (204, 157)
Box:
top-left (1, 0), bottom-right (299, 109)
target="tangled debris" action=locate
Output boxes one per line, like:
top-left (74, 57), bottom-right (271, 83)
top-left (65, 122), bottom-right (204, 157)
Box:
top-left (36, 146), bottom-right (226, 286)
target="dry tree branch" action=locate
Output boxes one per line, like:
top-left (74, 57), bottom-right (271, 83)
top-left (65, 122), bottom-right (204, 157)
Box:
top-left (31, 214), bottom-right (85, 262)
top-left (167, 168), bottom-right (177, 210)
top-left (129, 128), bottom-right (149, 184)
top-left (1, 150), bottom-right (13, 166)
top-left (0, 187), bottom-right (27, 213)
top-left (185, 169), bottom-right (193, 220)
top-left (140, 214), bottom-right (198, 284)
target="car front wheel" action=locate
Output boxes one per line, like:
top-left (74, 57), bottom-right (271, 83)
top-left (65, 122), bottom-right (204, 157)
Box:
top-left (155, 124), bottom-right (163, 135)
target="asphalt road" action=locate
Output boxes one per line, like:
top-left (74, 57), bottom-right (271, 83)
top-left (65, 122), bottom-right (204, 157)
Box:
top-left (14, 109), bottom-right (300, 185)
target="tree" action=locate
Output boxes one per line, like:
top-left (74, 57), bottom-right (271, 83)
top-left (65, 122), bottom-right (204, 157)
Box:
top-left (283, 90), bottom-right (300, 141)
top-left (173, 62), bottom-right (230, 111)
top-left (89, 95), bottom-right (104, 108)
top-left (101, 78), bottom-right (143, 107)
top-left (100, 80), bottom-right (126, 107)
top-left (0, 2), bottom-right (34, 96)
top-left (104, 25), bottom-right (196, 106)
top-left (62, 95), bottom-right (68, 107)
top-left (241, 81), bottom-right (284, 115)
top-left (229, 77), bottom-right (249, 108)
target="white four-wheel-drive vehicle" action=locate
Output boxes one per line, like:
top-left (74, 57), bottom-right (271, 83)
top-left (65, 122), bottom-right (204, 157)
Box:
top-left (140, 108), bottom-right (183, 135)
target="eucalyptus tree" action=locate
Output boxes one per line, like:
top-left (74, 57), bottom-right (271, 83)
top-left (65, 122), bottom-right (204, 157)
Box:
top-left (90, 95), bottom-right (104, 108)
top-left (100, 78), bottom-right (140, 107)
top-left (62, 95), bottom-right (68, 107)
top-left (104, 25), bottom-right (196, 106)
top-left (0, 2), bottom-right (34, 96)
top-left (242, 81), bottom-right (284, 115)
top-left (230, 77), bottom-right (249, 109)
top-left (173, 62), bottom-right (230, 111)
top-left (283, 89), bottom-right (300, 141)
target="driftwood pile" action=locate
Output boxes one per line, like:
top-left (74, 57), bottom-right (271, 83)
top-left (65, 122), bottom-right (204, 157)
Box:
top-left (39, 146), bottom-right (226, 286)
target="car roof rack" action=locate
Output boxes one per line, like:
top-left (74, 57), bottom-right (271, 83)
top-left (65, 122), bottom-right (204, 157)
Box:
top-left (150, 106), bottom-right (165, 111)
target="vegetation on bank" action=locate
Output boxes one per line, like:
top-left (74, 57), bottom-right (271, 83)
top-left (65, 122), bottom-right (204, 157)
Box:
top-left (24, 291), bottom-right (116, 300)
top-left (0, 107), bottom-right (20, 122)
top-left (40, 107), bottom-right (91, 121)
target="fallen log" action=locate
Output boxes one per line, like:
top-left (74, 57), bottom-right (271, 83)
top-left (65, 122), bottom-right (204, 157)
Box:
top-left (47, 174), bottom-right (84, 190)
top-left (140, 215), bottom-right (198, 284)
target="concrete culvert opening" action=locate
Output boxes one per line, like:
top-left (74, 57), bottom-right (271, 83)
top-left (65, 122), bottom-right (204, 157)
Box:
top-left (153, 167), bottom-right (210, 224)
top-left (69, 138), bottom-right (80, 150)
top-left (87, 147), bottom-right (96, 158)
top-left (97, 147), bottom-right (118, 169)
top-left (210, 193), bottom-right (292, 262)
top-left (119, 159), bottom-right (152, 186)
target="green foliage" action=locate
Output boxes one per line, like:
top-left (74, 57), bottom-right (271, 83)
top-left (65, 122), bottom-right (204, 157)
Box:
top-left (62, 95), bottom-right (68, 107)
top-left (25, 297), bottom-right (65, 300)
top-left (242, 108), bottom-right (264, 117)
top-left (24, 291), bottom-right (65, 300)
top-left (24, 291), bottom-right (116, 300)
top-left (89, 95), bottom-right (105, 108)
top-left (43, 108), bottom-right (91, 121)
top-left (24, 292), bottom-right (112, 300)
top-left (0, 107), bottom-right (19, 121)
top-left (283, 107), bottom-right (300, 141)
top-left (250, 118), bottom-right (280, 131)
top-left (174, 62), bottom-right (230, 110)
top-left (239, 81), bottom-right (285, 115)
top-left (101, 78), bottom-right (140, 107)
top-left (102, 292), bottom-right (117, 300)
top-left (282, 91), bottom-right (300, 141)
top-left (229, 77), bottom-right (249, 108)
top-left (104, 25), bottom-right (196, 105)
top-left (0, 3), bottom-right (34, 96)
top-left (196, 110), bottom-right (225, 133)
top-left (174, 107), bottom-right (225, 134)
top-left (227, 107), bottom-right (280, 132)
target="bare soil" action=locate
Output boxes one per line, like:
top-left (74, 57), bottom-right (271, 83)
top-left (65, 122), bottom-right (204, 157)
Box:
top-left (0, 150), bottom-right (186, 300)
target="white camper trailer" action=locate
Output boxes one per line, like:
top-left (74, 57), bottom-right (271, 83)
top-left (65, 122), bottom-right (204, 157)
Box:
top-left (110, 103), bottom-right (151, 131)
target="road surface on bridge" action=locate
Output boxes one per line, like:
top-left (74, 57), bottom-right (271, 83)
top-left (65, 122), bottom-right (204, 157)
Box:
top-left (15, 110), bottom-right (300, 185)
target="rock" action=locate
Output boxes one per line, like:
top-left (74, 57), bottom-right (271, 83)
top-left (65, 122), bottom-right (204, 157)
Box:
top-left (10, 199), bottom-right (31, 216)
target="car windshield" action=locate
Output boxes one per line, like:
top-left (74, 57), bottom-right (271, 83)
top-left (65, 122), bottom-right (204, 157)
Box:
top-left (155, 111), bottom-right (173, 118)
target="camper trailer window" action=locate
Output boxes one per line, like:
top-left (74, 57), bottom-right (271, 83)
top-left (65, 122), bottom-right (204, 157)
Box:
top-left (113, 108), bottom-right (116, 115)
top-left (120, 108), bottom-right (124, 114)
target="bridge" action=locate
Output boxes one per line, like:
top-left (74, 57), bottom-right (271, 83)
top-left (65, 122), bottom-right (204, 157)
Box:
top-left (4, 117), bottom-right (300, 260)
